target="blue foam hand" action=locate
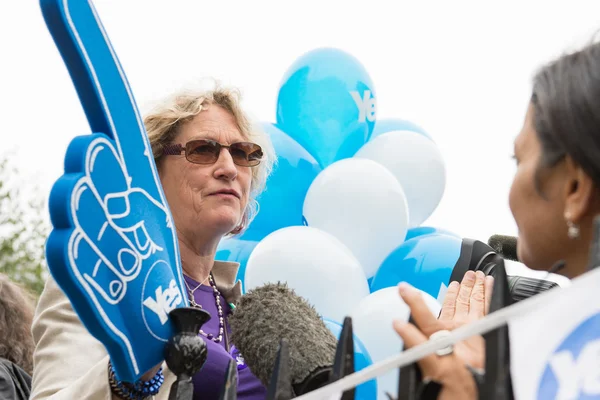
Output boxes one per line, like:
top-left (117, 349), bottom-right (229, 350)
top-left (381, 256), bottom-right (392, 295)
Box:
top-left (41, 0), bottom-right (186, 382)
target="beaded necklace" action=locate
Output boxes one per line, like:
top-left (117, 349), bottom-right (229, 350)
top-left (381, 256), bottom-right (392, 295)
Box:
top-left (184, 273), bottom-right (225, 344)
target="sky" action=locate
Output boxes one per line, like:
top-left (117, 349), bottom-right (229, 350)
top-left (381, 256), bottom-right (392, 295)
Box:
top-left (2, 1), bottom-right (599, 285)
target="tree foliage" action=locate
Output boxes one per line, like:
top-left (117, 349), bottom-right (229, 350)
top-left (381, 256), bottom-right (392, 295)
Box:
top-left (0, 154), bottom-right (50, 297)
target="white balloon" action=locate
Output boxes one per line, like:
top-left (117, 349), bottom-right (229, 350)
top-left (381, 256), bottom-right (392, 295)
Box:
top-left (244, 226), bottom-right (370, 322)
top-left (303, 158), bottom-right (409, 278)
top-left (355, 131), bottom-right (446, 227)
top-left (351, 287), bottom-right (441, 400)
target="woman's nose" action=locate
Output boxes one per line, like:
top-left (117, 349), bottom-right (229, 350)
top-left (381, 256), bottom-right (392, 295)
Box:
top-left (213, 148), bottom-right (238, 180)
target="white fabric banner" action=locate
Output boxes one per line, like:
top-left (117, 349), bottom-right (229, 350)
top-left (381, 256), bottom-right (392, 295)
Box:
top-left (509, 268), bottom-right (600, 400)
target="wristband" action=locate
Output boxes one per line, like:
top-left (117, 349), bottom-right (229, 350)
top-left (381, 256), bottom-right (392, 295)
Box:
top-left (108, 361), bottom-right (164, 400)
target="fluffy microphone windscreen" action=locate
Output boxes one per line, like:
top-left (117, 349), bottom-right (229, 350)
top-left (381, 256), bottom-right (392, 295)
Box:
top-left (228, 283), bottom-right (338, 387)
top-left (488, 234), bottom-right (519, 261)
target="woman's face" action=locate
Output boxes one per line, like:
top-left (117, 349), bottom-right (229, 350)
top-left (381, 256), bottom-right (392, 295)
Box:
top-left (159, 105), bottom-right (252, 242)
top-left (508, 104), bottom-right (571, 271)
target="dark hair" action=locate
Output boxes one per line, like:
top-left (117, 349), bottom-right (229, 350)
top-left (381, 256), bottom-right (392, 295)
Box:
top-left (0, 274), bottom-right (36, 374)
top-left (531, 38), bottom-right (600, 194)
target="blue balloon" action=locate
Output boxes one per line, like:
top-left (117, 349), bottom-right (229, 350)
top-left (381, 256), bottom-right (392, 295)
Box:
top-left (276, 47), bottom-right (376, 168)
top-left (404, 226), bottom-right (461, 242)
top-left (323, 319), bottom-right (377, 400)
top-left (216, 238), bottom-right (259, 293)
top-left (370, 118), bottom-right (431, 141)
top-left (240, 123), bottom-right (321, 241)
top-left (370, 235), bottom-right (463, 300)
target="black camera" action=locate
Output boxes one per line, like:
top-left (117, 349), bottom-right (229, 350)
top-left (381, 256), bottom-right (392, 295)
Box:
top-left (450, 238), bottom-right (558, 302)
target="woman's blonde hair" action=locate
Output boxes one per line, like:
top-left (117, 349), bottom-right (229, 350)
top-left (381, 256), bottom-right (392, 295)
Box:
top-left (144, 81), bottom-right (275, 235)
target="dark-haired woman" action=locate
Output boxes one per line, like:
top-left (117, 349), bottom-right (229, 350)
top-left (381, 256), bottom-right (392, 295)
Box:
top-left (394, 39), bottom-right (600, 399)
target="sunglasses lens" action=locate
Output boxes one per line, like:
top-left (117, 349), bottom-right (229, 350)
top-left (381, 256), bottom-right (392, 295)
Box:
top-left (186, 140), bottom-right (220, 164)
top-left (230, 142), bottom-right (263, 166)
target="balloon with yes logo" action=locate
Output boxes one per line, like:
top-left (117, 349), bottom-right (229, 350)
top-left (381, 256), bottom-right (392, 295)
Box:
top-left (41, 0), bottom-right (189, 382)
top-left (276, 47), bottom-right (377, 169)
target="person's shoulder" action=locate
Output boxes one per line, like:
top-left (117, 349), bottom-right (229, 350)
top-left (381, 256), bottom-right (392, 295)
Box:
top-left (32, 275), bottom-right (67, 318)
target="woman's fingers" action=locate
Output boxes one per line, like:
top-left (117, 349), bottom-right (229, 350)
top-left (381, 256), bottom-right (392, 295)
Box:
top-left (393, 320), bottom-right (440, 377)
top-left (468, 271), bottom-right (487, 319)
top-left (399, 283), bottom-right (441, 335)
top-left (439, 281), bottom-right (460, 321)
top-left (455, 271), bottom-right (476, 318)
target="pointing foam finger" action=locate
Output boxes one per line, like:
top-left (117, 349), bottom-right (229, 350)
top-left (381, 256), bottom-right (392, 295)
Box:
top-left (41, 0), bottom-right (184, 381)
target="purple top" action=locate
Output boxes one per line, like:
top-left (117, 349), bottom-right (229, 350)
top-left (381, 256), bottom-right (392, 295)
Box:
top-left (184, 275), bottom-right (266, 400)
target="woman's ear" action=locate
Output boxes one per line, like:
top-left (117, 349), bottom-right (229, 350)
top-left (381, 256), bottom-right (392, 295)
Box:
top-left (564, 156), bottom-right (597, 223)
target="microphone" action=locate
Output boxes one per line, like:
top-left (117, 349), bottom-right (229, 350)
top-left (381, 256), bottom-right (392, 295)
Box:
top-left (228, 283), bottom-right (339, 396)
top-left (548, 260), bottom-right (566, 274)
top-left (487, 234), bottom-right (518, 261)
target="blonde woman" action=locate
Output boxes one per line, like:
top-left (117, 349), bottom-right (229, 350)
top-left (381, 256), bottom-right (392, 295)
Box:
top-left (31, 82), bottom-right (275, 400)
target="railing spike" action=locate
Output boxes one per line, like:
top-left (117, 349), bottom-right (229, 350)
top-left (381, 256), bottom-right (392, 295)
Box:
top-left (218, 359), bottom-right (239, 400)
top-left (329, 317), bottom-right (356, 400)
top-left (266, 339), bottom-right (294, 400)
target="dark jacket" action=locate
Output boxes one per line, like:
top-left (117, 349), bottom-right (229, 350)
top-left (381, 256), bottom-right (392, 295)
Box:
top-left (0, 358), bottom-right (31, 400)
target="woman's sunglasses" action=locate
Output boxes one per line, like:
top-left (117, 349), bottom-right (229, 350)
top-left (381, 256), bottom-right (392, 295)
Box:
top-left (163, 139), bottom-right (264, 167)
